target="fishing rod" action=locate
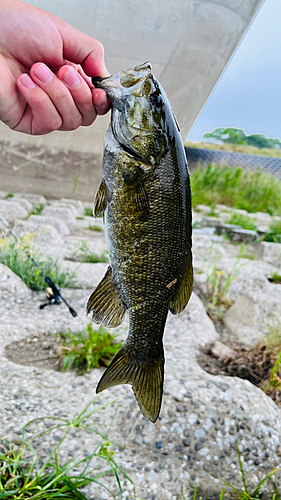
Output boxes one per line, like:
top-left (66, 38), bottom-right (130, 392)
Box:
top-left (0, 217), bottom-right (77, 317)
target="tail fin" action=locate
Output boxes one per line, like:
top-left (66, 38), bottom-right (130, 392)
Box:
top-left (96, 346), bottom-right (164, 423)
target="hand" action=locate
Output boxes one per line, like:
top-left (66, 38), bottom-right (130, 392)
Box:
top-left (0, 0), bottom-right (111, 135)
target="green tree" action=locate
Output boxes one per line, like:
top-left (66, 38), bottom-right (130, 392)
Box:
top-left (203, 127), bottom-right (281, 149)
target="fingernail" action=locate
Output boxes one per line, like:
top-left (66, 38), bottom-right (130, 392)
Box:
top-left (62, 68), bottom-right (80, 88)
top-left (96, 95), bottom-right (109, 109)
top-left (20, 74), bottom-right (36, 89)
top-left (35, 64), bottom-right (53, 83)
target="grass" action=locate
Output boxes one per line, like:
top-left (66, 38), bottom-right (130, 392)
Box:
top-left (73, 240), bottom-right (108, 263)
top-left (181, 445), bottom-right (281, 500)
top-left (264, 220), bottom-right (281, 243)
top-left (59, 323), bottom-right (123, 375)
top-left (191, 164), bottom-right (281, 215)
top-left (205, 245), bottom-right (244, 321)
top-left (84, 207), bottom-right (93, 217)
top-left (185, 140), bottom-right (281, 158)
top-left (88, 225), bottom-right (103, 232)
top-left (0, 397), bottom-right (132, 499)
top-left (5, 191), bottom-right (14, 198)
top-left (226, 213), bottom-right (258, 231)
top-left (0, 234), bottom-right (77, 291)
top-left (269, 271), bottom-right (281, 284)
top-left (29, 204), bottom-right (45, 216)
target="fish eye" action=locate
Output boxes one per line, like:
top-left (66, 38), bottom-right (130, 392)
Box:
top-left (150, 93), bottom-right (163, 107)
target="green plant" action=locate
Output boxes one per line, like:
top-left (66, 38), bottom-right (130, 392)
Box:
top-left (226, 213), bottom-right (257, 231)
top-left (264, 220), bottom-right (281, 243)
top-left (191, 165), bottom-right (281, 216)
top-left (29, 204), bottom-right (45, 216)
top-left (5, 191), bottom-right (14, 198)
top-left (207, 206), bottom-right (217, 217)
top-left (0, 397), bottom-right (132, 499)
top-left (206, 245), bottom-right (244, 320)
top-left (72, 176), bottom-right (78, 196)
top-left (84, 207), bottom-right (93, 217)
top-left (269, 271), bottom-right (281, 284)
top-left (73, 240), bottom-right (108, 263)
top-left (60, 323), bottom-right (123, 375)
top-left (88, 225), bottom-right (103, 232)
top-left (222, 446), bottom-right (281, 500)
top-left (0, 235), bottom-right (77, 290)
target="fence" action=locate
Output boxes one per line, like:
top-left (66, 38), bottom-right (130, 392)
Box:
top-left (185, 147), bottom-right (281, 179)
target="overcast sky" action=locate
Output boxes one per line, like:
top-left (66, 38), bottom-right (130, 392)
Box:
top-left (187, 0), bottom-right (281, 142)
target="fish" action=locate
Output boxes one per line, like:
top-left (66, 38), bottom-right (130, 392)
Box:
top-left (87, 62), bottom-right (193, 422)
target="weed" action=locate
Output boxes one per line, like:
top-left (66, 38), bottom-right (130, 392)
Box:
top-left (88, 225), bottom-right (103, 232)
top-left (207, 205), bottom-right (217, 217)
top-left (60, 323), bottom-right (123, 375)
top-left (269, 271), bottom-right (281, 284)
top-left (29, 204), bottom-right (45, 216)
top-left (5, 191), bottom-right (14, 198)
top-left (73, 240), bottom-right (108, 263)
top-left (72, 176), bottom-right (78, 196)
top-left (191, 164), bottom-right (281, 215)
top-left (241, 253), bottom-right (255, 260)
top-left (76, 216), bottom-right (85, 220)
top-left (84, 207), bottom-right (93, 217)
top-left (221, 446), bottom-right (281, 500)
top-left (0, 397), bottom-right (132, 499)
top-left (0, 235), bottom-right (77, 290)
top-left (226, 213), bottom-right (257, 231)
top-left (264, 220), bottom-right (281, 243)
top-left (206, 245), bottom-right (244, 320)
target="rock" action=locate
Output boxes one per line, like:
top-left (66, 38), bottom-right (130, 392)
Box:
top-left (60, 198), bottom-right (85, 215)
top-left (194, 204), bottom-right (211, 214)
top-left (201, 217), bottom-right (222, 228)
top-left (218, 259), bottom-right (274, 303)
top-left (60, 261), bottom-right (108, 289)
top-left (28, 215), bottom-right (70, 237)
top-left (64, 235), bottom-right (107, 261)
top-left (13, 220), bottom-right (64, 246)
top-left (14, 193), bottom-right (46, 210)
top-left (14, 198), bottom-right (33, 214)
top-left (254, 241), bottom-right (281, 268)
top-left (0, 191), bottom-right (6, 199)
top-left (211, 341), bottom-right (235, 361)
top-left (0, 263), bottom-right (31, 302)
top-left (0, 200), bottom-right (28, 222)
top-left (0, 215), bottom-right (9, 230)
top-left (231, 228), bottom-right (259, 244)
top-left (192, 235), bottom-right (226, 269)
top-left (41, 206), bottom-right (77, 224)
top-left (224, 286), bottom-right (281, 346)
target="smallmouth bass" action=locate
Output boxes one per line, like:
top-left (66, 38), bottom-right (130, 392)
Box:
top-left (87, 62), bottom-right (193, 422)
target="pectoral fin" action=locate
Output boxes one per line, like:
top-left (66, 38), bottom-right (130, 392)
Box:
top-left (87, 266), bottom-right (126, 327)
top-left (94, 178), bottom-right (107, 216)
top-left (170, 252), bottom-right (193, 314)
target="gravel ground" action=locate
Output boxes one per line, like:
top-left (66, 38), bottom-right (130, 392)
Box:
top-left (1, 197), bottom-right (281, 499)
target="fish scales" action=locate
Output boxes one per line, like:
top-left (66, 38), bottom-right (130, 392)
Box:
top-left (87, 63), bottom-right (193, 422)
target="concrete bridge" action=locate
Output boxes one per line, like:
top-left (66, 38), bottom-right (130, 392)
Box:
top-left (0, 0), bottom-right (264, 200)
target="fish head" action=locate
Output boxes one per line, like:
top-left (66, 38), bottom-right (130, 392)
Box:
top-left (93, 62), bottom-right (173, 165)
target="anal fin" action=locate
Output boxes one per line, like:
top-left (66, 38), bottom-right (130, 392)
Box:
top-left (87, 266), bottom-right (126, 327)
top-left (96, 346), bottom-right (164, 423)
top-left (170, 252), bottom-right (193, 314)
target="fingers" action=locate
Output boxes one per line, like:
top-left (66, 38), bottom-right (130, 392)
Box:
top-left (16, 63), bottom-right (104, 134)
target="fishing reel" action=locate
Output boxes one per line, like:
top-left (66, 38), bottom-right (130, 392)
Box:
top-left (40, 286), bottom-right (62, 309)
